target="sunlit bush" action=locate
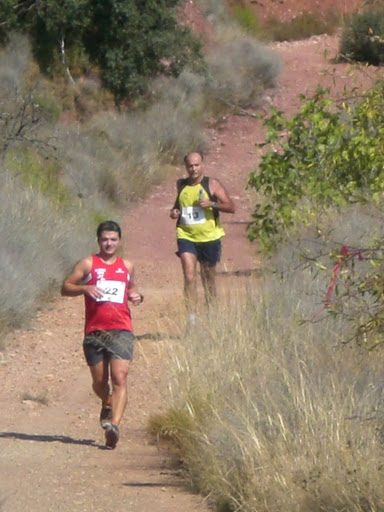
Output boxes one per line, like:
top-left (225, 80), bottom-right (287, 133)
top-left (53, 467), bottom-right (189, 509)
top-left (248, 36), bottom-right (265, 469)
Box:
top-left (341, 7), bottom-right (384, 64)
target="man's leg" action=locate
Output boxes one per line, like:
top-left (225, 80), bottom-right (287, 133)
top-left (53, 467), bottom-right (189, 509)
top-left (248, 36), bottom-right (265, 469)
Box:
top-left (109, 358), bottom-right (130, 426)
top-left (180, 251), bottom-right (198, 317)
top-left (89, 359), bottom-right (110, 403)
top-left (199, 239), bottom-right (221, 305)
top-left (89, 359), bottom-right (113, 429)
top-left (200, 263), bottom-right (217, 305)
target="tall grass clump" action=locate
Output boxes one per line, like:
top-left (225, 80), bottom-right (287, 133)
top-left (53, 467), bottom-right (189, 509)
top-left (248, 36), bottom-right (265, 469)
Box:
top-left (197, 0), bottom-right (229, 28)
top-left (151, 206), bottom-right (384, 511)
top-left (57, 89), bottom-right (210, 208)
top-left (0, 37), bottom-right (110, 337)
top-left (205, 34), bottom-right (281, 109)
top-left (151, 37), bottom-right (280, 120)
top-left (0, 173), bottom-right (94, 334)
top-left (340, 7), bottom-right (384, 65)
top-left (195, 0), bottom-right (281, 110)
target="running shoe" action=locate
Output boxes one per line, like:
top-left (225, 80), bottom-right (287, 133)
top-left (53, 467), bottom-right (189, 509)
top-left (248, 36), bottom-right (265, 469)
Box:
top-left (105, 424), bottom-right (120, 449)
top-left (99, 405), bottom-right (113, 430)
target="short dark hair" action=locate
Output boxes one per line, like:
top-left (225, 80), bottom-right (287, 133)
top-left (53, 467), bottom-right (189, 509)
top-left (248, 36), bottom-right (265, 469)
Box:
top-left (97, 220), bottom-right (121, 239)
top-left (184, 151), bottom-right (204, 165)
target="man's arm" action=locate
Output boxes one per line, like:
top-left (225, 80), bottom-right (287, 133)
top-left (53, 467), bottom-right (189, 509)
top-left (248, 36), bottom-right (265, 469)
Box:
top-left (200, 178), bottom-right (235, 213)
top-left (170, 179), bottom-right (182, 219)
top-left (61, 256), bottom-right (104, 300)
top-left (123, 259), bottom-right (143, 306)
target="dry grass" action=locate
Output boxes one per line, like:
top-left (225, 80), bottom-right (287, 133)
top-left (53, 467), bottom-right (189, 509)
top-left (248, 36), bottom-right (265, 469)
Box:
top-left (152, 205), bottom-right (384, 511)
top-left (205, 33), bottom-right (281, 109)
top-left (195, 1), bottom-right (282, 110)
top-left (155, 284), bottom-right (384, 511)
top-left (21, 391), bottom-right (49, 406)
top-left (0, 173), bottom-right (94, 333)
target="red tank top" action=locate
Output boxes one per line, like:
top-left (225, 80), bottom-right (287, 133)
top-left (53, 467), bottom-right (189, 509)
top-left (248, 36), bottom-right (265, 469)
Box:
top-left (83, 254), bottom-right (133, 334)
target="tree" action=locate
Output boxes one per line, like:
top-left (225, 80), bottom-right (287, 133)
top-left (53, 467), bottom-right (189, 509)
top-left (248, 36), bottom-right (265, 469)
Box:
top-left (84, 0), bottom-right (203, 101)
top-left (0, 0), bottom-right (203, 102)
top-left (0, 0), bottom-right (16, 41)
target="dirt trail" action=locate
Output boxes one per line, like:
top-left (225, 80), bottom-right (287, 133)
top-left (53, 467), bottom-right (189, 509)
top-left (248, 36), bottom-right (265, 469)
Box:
top-left (0, 35), bottom-right (373, 512)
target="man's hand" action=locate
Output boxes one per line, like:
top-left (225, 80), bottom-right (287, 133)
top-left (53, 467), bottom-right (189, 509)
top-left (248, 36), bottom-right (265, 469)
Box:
top-left (84, 285), bottom-right (105, 300)
top-left (170, 208), bottom-right (180, 219)
top-left (199, 198), bottom-right (216, 209)
top-left (128, 291), bottom-right (144, 306)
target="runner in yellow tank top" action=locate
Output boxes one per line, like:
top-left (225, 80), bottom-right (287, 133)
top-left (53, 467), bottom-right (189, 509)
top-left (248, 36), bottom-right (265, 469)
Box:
top-left (176, 181), bottom-right (225, 243)
top-left (170, 152), bottom-right (235, 327)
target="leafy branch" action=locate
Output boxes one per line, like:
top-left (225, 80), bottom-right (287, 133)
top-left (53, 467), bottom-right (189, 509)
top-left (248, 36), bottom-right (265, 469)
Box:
top-left (247, 83), bottom-right (384, 252)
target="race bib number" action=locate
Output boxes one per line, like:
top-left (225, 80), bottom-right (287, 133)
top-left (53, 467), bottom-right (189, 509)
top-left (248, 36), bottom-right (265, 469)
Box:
top-left (96, 280), bottom-right (125, 303)
top-left (181, 206), bottom-right (206, 225)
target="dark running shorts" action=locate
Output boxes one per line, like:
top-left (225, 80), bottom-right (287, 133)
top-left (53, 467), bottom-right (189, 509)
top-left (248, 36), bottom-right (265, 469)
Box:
top-left (177, 238), bottom-right (222, 267)
top-left (83, 329), bottom-right (135, 366)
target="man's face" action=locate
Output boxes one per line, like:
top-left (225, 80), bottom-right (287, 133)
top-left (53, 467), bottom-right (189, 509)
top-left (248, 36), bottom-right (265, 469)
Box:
top-left (185, 153), bottom-right (203, 181)
top-left (98, 230), bottom-right (120, 256)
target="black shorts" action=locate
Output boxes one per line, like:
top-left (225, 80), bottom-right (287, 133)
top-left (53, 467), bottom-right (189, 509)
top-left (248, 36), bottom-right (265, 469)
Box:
top-left (83, 329), bottom-right (135, 366)
top-left (177, 238), bottom-right (222, 267)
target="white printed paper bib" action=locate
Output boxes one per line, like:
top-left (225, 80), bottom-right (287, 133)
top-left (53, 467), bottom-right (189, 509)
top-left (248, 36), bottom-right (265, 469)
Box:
top-left (96, 280), bottom-right (126, 303)
top-left (181, 206), bottom-right (206, 225)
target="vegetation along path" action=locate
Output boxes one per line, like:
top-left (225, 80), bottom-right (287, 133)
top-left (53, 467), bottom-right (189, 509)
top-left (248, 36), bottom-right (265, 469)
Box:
top-left (0, 35), bottom-right (374, 511)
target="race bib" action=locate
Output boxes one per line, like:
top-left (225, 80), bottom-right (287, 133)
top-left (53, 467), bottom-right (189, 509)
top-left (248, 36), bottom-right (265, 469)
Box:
top-left (181, 206), bottom-right (206, 225)
top-left (96, 280), bottom-right (126, 303)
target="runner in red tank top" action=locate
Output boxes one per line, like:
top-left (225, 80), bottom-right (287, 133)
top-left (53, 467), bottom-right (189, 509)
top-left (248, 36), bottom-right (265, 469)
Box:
top-left (83, 254), bottom-right (134, 334)
top-left (61, 220), bottom-right (143, 449)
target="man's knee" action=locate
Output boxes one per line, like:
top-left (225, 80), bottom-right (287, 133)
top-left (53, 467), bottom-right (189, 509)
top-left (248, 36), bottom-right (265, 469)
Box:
top-left (184, 271), bottom-right (197, 286)
top-left (110, 361), bottom-right (130, 386)
top-left (201, 264), bottom-right (217, 280)
top-left (90, 362), bottom-right (108, 384)
top-left (111, 377), bottom-right (128, 391)
top-left (180, 253), bottom-right (197, 278)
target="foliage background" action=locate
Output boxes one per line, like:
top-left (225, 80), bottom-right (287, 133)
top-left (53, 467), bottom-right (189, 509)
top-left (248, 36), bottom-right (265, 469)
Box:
top-left (0, 0), bottom-right (204, 101)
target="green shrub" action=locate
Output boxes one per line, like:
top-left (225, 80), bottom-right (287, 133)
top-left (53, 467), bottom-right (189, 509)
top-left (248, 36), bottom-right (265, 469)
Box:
top-left (247, 83), bottom-right (384, 252)
top-left (34, 89), bottom-right (62, 124)
top-left (5, 147), bottom-right (69, 206)
top-left (232, 4), bottom-right (260, 36)
top-left (340, 7), bottom-right (384, 64)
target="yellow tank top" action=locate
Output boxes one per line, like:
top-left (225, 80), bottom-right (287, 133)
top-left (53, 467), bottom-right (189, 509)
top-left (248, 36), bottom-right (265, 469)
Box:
top-left (176, 182), bottom-right (225, 242)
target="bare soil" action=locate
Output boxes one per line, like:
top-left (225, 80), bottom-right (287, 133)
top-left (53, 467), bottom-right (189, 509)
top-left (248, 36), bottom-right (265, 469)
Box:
top-left (0, 17), bottom-right (378, 512)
